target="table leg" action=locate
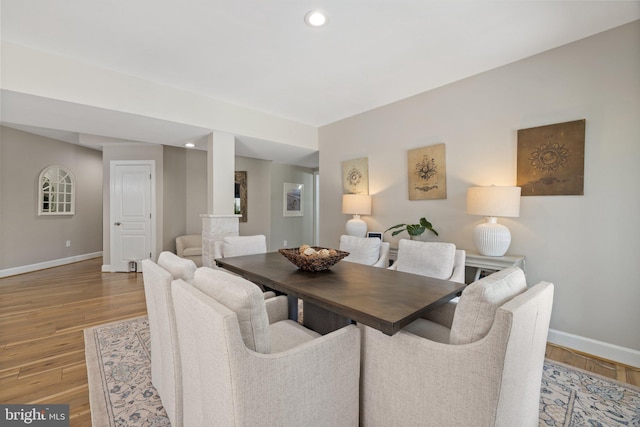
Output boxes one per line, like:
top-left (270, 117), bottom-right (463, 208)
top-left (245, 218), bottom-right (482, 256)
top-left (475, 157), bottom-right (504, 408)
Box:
top-left (302, 301), bottom-right (352, 335)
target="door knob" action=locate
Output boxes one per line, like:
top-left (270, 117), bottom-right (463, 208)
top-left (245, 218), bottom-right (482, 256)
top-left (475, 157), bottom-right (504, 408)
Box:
top-left (114, 222), bottom-right (122, 226)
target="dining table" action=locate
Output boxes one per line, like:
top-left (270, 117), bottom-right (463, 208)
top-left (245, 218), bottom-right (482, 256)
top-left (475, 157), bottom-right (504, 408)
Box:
top-left (216, 251), bottom-right (466, 336)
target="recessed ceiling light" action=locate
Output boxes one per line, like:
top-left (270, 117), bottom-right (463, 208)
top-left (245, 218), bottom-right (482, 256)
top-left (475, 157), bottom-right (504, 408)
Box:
top-left (304, 10), bottom-right (328, 27)
top-left (184, 142), bottom-right (195, 148)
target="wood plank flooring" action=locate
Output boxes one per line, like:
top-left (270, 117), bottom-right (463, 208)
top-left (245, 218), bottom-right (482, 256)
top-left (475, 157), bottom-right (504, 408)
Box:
top-left (0, 258), bottom-right (146, 426)
top-left (1, 258), bottom-right (638, 427)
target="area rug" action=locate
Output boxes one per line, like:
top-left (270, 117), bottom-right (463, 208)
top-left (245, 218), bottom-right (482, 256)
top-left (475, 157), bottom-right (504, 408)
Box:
top-left (85, 316), bottom-right (640, 427)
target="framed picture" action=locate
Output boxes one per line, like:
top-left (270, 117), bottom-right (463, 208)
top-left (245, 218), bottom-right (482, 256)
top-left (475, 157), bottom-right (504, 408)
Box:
top-left (517, 119), bottom-right (585, 196)
top-left (367, 231), bottom-right (383, 240)
top-left (342, 157), bottom-right (369, 195)
top-left (234, 171), bottom-right (247, 222)
top-left (407, 143), bottom-right (447, 200)
top-left (283, 183), bottom-right (304, 217)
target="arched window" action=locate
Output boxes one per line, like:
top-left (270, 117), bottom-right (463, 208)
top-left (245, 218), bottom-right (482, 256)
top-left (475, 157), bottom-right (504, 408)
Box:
top-left (38, 165), bottom-right (75, 215)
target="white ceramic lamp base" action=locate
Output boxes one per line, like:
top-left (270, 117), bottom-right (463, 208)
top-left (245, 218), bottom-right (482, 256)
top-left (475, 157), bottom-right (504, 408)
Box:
top-left (473, 217), bottom-right (511, 257)
top-left (346, 215), bottom-right (367, 237)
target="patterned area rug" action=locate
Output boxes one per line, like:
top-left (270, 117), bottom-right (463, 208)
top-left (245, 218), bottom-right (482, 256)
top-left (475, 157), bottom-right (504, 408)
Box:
top-left (84, 316), bottom-right (640, 427)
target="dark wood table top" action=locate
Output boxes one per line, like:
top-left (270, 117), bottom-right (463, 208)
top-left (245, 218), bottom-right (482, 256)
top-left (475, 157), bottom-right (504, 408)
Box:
top-left (216, 251), bottom-right (466, 336)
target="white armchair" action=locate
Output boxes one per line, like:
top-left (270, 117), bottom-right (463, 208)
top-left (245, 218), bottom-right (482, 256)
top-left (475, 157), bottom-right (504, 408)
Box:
top-left (339, 235), bottom-right (390, 268)
top-left (388, 239), bottom-right (466, 283)
top-left (359, 267), bottom-right (554, 426)
top-left (175, 234), bottom-right (202, 267)
top-left (172, 267), bottom-right (361, 426)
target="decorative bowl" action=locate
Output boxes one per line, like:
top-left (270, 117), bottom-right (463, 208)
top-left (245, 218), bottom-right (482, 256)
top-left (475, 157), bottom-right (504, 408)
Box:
top-left (278, 247), bottom-right (350, 272)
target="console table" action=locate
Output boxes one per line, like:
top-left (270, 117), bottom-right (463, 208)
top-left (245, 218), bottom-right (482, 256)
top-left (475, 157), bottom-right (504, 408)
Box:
top-left (464, 251), bottom-right (525, 281)
top-left (388, 247), bottom-right (525, 282)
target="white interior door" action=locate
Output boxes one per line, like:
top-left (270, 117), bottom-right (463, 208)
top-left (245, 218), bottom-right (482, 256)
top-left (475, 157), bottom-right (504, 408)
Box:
top-left (110, 161), bottom-right (154, 272)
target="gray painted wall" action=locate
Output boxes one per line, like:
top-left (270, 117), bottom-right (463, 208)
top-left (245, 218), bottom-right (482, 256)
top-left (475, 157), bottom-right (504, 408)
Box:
top-left (236, 156), bottom-right (272, 244)
top-left (319, 21), bottom-right (640, 354)
top-left (0, 126), bottom-right (103, 269)
top-left (163, 145), bottom-right (187, 253)
top-left (270, 163), bottom-right (315, 251)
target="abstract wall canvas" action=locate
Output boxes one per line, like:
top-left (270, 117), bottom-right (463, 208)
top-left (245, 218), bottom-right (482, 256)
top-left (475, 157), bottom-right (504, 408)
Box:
top-left (407, 143), bottom-right (447, 200)
top-left (517, 119), bottom-right (585, 196)
top-left (342, 157), bottom-right (369, 194)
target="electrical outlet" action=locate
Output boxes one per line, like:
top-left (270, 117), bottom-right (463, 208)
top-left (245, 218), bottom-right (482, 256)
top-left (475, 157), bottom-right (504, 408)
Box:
top-left (65, 240), bottom-right (71, 247)
top-left (283, 240), bottom-right (288, 247)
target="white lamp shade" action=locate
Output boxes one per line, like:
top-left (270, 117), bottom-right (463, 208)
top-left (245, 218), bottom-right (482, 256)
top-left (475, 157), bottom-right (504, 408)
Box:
top-left (466, 186), bottom-right (521, 217)
top-left (342, 194), bottom-right (372, 215)
top-left (467, 186), bottom-right (521, 257)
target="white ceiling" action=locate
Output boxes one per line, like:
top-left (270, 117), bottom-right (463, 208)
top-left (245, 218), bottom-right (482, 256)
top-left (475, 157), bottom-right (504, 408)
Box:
top-left (2, 1), bottom-right (639, 166)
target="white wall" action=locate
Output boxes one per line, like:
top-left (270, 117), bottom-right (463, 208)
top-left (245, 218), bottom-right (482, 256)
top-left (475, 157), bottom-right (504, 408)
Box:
top-left (319, 21), bottom-right (640, 364)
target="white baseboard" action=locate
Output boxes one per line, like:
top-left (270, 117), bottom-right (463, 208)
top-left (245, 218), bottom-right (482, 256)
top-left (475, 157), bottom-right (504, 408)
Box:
top-left (101, 264), bottom-right (111, 272)
top-left (548, 328), bottom-right (640, 368)
top-left (0, 252), bottom-right (103, 278)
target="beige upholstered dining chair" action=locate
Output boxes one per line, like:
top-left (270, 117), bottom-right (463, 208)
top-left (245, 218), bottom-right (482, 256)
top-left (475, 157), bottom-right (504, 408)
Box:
top-left (175, 234), bottom-right (202, 267)
top-left (388, 239), bottom-right (466, 283)
top-left (359, 267), bottom-right (554, 427)
top-left (142, 254), bottom-right (276, 427)
top-left (339, 235), bottom-right (390, 268)
top-left (222, 234), bottom-right (267, 257)
top-left (172, 267), bottom-right (361, 427)
top-left (142, 252), bottom-right (197, 427)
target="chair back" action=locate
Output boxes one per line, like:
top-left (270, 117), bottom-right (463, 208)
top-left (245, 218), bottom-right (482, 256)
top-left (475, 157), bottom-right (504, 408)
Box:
top-left (192, 267), bottom-right (271, 353)
top-left (172, 278), bottom-right (362, 427)
top-left (157, 251), bottom-right (197, 283)
top-left (141, 259), bottom-right (183, 426)
top-left (339, 235), bottom-right (382, 266)
top-left (394, 239), bottom-right (456, 279)
top-left (450, 266), bottom-right (527, 344)
top-left (222, 235), bottom-right (267, 257)
top-left (358, 276), bottom-right (554, 427)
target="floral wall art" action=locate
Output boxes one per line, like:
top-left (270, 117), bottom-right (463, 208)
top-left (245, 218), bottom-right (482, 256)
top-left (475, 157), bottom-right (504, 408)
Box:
top-left (342, 157), bottom-right (369, 194)
top-left (407, 143), bottom-right (447, 200)
top-left (517, 119), bottom-right (585, 196)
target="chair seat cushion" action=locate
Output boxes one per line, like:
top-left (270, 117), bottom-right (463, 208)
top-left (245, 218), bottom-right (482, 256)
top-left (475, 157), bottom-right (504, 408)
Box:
top-left (403, 318), bottom-right (451, 344)
top-left (340, 235), bottom-right (381, 265)
top-left (193, 267), bottom-right (271, 353)
top-left (395, 240), bottom-right (456, 279)
top-left (269, 320), bottom-right (321, 353)
top-left (182, 247), bottom-right (202, 257)
top-left (449, 267), bottom-right (527, 345)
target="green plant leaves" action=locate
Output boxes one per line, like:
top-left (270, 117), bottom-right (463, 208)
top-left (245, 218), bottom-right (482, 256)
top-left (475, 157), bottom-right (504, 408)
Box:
top-left (384, 217), bottom-right (439, 237)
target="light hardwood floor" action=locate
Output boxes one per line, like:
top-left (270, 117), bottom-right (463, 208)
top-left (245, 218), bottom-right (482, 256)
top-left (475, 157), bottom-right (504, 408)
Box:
top-left (1, 258), bottom-right (638, 427)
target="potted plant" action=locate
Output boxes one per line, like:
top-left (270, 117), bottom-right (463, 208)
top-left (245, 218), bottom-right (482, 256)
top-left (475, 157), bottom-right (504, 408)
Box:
top-left (384, 217), bottom-right (439, 240)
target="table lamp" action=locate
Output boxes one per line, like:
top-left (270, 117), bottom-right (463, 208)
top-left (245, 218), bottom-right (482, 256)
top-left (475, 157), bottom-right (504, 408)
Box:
top-left (466, 186), bottom-right (521, 256)
top-left (342, 194), bottom-right (372, 237)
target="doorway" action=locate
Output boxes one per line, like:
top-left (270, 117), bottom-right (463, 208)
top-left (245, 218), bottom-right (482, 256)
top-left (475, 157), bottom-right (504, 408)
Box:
top-left (110, 161), bottom-right (155, 272)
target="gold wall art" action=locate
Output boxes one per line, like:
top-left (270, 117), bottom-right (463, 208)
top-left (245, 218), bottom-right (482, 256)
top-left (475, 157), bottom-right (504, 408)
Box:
top-left (342, 157), bottom-right (369, 194)
top-left (517, 119), bottom-right (585, 196)
top-left (407, 144), bottom-right (447, 200)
